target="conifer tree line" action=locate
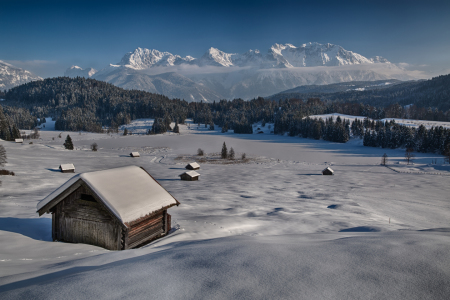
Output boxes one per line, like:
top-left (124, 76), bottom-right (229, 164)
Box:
top-left (1, 77), bottom-right (450, 155)
top-left (0, 105), bottom-right (21, 141)
top-left (362, 120), bottom-right (450, 155)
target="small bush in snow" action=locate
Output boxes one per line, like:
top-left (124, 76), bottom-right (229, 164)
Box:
top-left (241, 153), bottom-right (246, 160)
top-left (91, 142), bottom-right (98, 151)
top-left (0, 169), bottom-right (14, 176)
top-left (197, 148), bottom-right (204, 156)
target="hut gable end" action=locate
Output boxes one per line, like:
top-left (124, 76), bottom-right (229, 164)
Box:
top-left (52, 184), bottom-right (122, 250)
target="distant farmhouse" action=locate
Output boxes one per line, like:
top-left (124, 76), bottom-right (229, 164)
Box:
top-left (180, 171), bottom-right (200, 181)
top-left (322, 167), bottom-right (334, 175)
top-left (185, 162), bottom-right (200, 170)
top-left (59, 164), bottom-right (75, 173)
top-left (37, 166), bottom-right (180, 250)
top-left (15, 138), bottom-right (23, 143)
top-left (130, 152), bottom-right (140, 157)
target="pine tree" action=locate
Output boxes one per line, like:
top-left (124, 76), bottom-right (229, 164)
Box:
top-left (221, 142), bottom-right (228, 159)
top-left (381, 153), bottom-right (388, 166)
top-left (444, 143), bottom-right (450, 164)
top-left (173, 121), bottom-right (180, 133)
top-left (229, 147), bottom-right (235, 160)
top-left (0, 145), bottom-right (6, 167)
top-left (123, 128), bottom-right (128, 136)
top-left (64, 135), bottom-right (74, 150)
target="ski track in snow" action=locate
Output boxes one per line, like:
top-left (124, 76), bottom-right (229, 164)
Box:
top-left (0, 119), bottom-right (449, 298)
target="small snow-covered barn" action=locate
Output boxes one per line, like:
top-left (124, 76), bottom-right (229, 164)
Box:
top-left (322, 167), bottom-right (334, 175)
top-left (15, 138), bottom-right (23, 143)
top-left (130, 152), bottom-right (140, 157)
top-left (179, 171), bottom-right (200, 181)
top-left (60, 164), bottom-right (75, 173)
top-left (185, 162), bottom-right (200, 170)
top-left (36, 166), bottom-right (180, 250)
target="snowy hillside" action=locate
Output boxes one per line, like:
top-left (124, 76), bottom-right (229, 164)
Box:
top-left (61, 42), bottom-right (423, 101)
top-left (0, 60), bottom-right (42, 90)
top-left (0, 123), bottom-right (449, 298)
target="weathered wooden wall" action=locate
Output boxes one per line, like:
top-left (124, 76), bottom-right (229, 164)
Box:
top-left (50, 186), bottom-right (173, 250)
top-left (52, 185), bottom-right (122, 250)
top-left (125, 210), bottom-right (165, 249)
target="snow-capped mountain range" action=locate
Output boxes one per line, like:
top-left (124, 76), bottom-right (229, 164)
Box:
top-left (64, 65), bottom-right (97, 78)
top-left (63, 42), bottom-right (419, 101)
top-left (0, 60), bottom-right (42, 90)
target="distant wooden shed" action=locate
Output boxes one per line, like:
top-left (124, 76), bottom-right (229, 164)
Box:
top-left (36, 166), bottom-right (180, 250)
top-left (130, 152), bottom-right (140, 157)
top-left (185, 162), bottom-right (200, 170)
top-left (15, 138), bottom-right (23, 143)
top-left (60, 164), bottom-right (75, 173)
top-left (322, 167), bottom-right (334, 175)
top-left (179, 171), bottom-right (200, 181)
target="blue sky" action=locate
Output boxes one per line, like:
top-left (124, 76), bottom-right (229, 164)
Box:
top-left (1, 0), bottom-right (449, 78)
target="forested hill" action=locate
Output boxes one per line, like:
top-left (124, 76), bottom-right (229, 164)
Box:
top-left (3, 77), bottom-right (191, 132)
top-left (268, 74), bottom-right (450, 111)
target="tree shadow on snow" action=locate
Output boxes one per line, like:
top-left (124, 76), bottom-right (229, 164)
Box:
top-left (418, 228), bottom-right (450, 232)
top-left (0, 217), bottom-right (52, 241)
top-left (297, 174), bottom-right (322, 176)
top-left (339, 226), bottom-right (382, 232)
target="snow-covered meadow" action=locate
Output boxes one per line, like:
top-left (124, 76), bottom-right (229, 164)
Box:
top-left (1, 119), bottom-right (449, 299)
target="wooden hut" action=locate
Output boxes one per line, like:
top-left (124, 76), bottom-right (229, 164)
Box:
top-left (15, 138), bottom-right (24, 143)
top-left (60, 164), bottom-right (75, 173)
top-left (36, 166), bottom-right (180, 250)
top-left (130, 152), bottom-right (140, 157)
top-left (179, 171), bottom-right (200, 181)
top-left (185, 162), bottom-right (200, 170)
top-left (322, 167), bottom-right (334, 175)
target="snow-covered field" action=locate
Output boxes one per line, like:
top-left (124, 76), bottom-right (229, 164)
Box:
top-left (1, 120), bottom-right (449, 299)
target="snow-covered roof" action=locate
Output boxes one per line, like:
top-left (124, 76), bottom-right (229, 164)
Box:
top-left (15, 139), bottom-right (23, 143)
top-left (186, 162), bottom-right (200, 169)
top-left (322, 167), bottom-right (334, 173)
top-left (130, 152), bottom-right (140, 157)
top-left (59, 164), bottom-right (75, 171)
top-left (37, 166), bottom-right (179, 225)
top-left (180, 171), bottom-right (200, 178)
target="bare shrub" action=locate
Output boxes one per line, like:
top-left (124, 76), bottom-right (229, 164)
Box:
top-left (241, 153), bottom-right (246, 160)
top-left (197, 148), bottom-right (204, 156)
top-left (91, 142), bottom-right (98, 151)
top-left (0, 169), bottom-right (14, 176)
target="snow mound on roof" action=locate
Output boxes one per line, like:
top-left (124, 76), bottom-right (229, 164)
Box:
top-left (37, 166), bottom-right (178, 225)
top-left (180, 171), bottom-right (200, 177)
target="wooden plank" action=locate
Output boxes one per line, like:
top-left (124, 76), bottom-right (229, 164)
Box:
top-left (128, 222), bottom-right (163, 245)
top-left (128, 229), bottom-right (164, 249)
top-left (128, 215), bottom-right (163, 238)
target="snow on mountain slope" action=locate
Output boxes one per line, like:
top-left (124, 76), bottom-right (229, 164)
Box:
top-left (107, 42), bottom-right (393, 70)
top-left (64, 65), bottom-right (97, 78)
top-left (197, 47), bottom-right (236, 67)
top-left (66, 42), bottom-right (423, 101)
top-left (0, 60), bottom-right (42, 90)
top-left (93, 68), bottom-right (223, 101)
top-left (119, 47), bottom-right (195, 69)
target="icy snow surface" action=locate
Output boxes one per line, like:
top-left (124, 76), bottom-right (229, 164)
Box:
top-left (0, 119), bottom-right (449, 299)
